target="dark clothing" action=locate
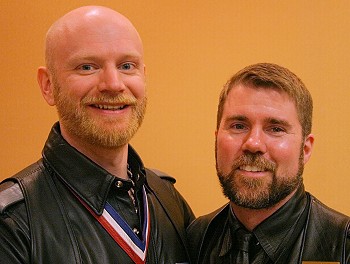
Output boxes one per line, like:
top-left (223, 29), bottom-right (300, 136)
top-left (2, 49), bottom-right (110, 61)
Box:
top-left (0, 123), bottom-right (195, 264)
top-left (187, 186), bottom-right (350, 264)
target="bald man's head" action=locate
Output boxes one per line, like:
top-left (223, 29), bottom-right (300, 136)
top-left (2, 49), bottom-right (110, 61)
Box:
top-left (45, 6), bottom-right (143, 73)
top-left (37, 5), bottom-right (146, 150)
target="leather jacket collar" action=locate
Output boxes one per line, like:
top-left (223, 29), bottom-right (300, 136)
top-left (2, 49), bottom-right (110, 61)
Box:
top-left (42, 122), bottom-right (146, 216)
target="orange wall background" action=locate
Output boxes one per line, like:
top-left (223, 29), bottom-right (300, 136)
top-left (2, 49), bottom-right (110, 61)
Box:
top-left (1, 1), bottom-right (349, 216)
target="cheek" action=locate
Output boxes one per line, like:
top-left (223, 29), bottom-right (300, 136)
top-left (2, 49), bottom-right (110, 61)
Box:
top-left (125, 76), bottom-right (146, 99)
top-left (271, 140), bottom-right (301, 171)
top-left (56, 75), bottom-right (92, 99)
top-left (216, 134), bottom-right (241, 171)
top-left (59, 87), bottom-right (86, 104)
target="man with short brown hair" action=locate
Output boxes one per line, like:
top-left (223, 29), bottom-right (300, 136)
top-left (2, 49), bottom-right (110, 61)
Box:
top-left (188, 63), bottom-right (350, 263)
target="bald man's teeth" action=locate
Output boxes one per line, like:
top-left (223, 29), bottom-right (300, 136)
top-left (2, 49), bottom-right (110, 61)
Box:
top-left (95, 105), bottom-right (126, 110)
top-left (240, 165), bottom-right (264, 172)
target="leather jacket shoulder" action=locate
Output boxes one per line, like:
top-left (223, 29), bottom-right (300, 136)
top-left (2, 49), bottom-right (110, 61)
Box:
top-left (302, 194), bottom-right (350, 263)
top-left (0, 181), bottom-right (24, 214)
top-left (187, 204), bottom-right (229, 263)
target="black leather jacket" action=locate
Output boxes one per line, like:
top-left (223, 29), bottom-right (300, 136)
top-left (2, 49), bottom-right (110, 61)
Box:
top-left (187, 189), bottom-right (350, 264)
top-left (0, 123), bottom-right (195, 263)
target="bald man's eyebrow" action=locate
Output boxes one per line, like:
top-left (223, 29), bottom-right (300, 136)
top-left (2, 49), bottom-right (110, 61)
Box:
top-left (224, 115), bottom-right (248, 122)
top-left (66, 52), bottom-right (143, 66)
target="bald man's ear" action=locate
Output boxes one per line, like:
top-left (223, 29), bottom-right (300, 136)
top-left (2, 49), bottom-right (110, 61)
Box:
top-left (37, 67), bottom-right (55, 106)
top-left (143, 64), bottom-right (146, 79)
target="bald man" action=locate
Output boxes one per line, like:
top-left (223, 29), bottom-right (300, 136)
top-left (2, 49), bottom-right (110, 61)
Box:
top-left (0, 6), bottom-right (194, 264)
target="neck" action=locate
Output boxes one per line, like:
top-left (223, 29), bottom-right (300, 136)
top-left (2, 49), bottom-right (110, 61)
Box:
top-left (230, 189), bottom-right (297, 231)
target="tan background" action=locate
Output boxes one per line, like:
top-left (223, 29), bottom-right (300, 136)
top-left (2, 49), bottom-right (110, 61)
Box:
top-left (1, 1), bottom-right (349, 216)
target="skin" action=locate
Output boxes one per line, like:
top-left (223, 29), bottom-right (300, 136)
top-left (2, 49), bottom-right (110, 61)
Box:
top-left (215, 84), bottom-right (314, 231)
top-left (37, 6), bottom-right (146, 179)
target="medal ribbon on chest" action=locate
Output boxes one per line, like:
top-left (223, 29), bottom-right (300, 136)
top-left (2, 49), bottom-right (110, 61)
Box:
top-left (77, 186), bottom-right (150, 264)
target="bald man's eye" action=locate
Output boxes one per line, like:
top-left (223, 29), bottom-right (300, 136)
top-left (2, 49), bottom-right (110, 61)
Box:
top-left (80, 65), bottom-right (94, 71)
top-left (119, 62), bottom-right (135, 71)
top-left (75, 64), bottom-right (99, 75)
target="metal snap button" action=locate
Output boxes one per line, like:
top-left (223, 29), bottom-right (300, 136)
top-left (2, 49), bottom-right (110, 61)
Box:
top-left (116, 181), bottom-right (123, 188)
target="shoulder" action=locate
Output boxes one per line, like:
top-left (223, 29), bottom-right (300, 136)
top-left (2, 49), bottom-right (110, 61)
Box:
top-left (308, 192), bottom-right (350, 239)
top-left (146, 168), bottom-right (176, 185)
top-left (188, 204), bottom-right (229, 234)
top-left (0, 160), bottom-right (45, 214)
top-left (301, 193), bottom-right (350, 260)
top-left (145, 168), bottom-right (191, 206)
top-left (309, 193), bottom-right (350, 222)
top-left (145, 167), bottom-right (195, 228)
top-left (145, 167), bottom-right (182, 200)
top-left (186, 204), bottom-right (229, 262)
top-left (146, 168), bottom-right (176, 184)
top-left (0, 181), bottom-right (24, 214)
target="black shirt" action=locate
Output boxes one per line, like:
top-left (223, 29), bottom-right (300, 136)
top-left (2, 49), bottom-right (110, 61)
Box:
top-left (203, 186), bottom-right (308, 263)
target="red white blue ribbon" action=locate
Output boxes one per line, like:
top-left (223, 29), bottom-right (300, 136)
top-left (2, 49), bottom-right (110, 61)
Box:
top-left (78, 186), bottom-right (150, 264)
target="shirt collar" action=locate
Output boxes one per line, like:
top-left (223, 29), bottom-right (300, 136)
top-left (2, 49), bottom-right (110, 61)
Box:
top-left (217, 206), bottom-right (242, 257)
top-left (42, 122), bottom-right (146, 215)
top-left (253, 185), bottom-right (307, 261)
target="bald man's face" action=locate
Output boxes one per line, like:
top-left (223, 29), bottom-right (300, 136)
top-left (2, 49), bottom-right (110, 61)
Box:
top-left (46, 10), bottom-right (146, 148)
